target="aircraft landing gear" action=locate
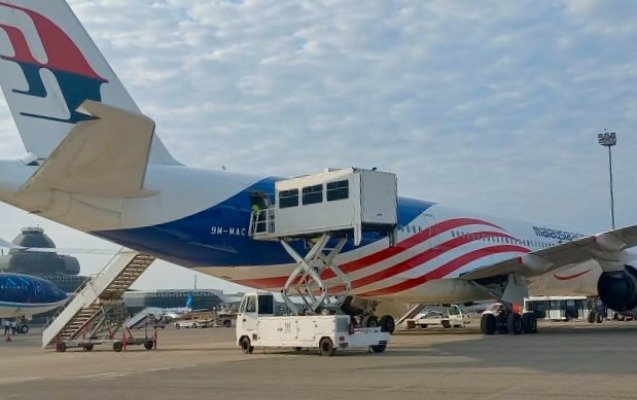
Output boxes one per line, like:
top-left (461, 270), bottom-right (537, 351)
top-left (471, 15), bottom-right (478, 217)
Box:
top-left (480, 308), bottom-right (537, 335)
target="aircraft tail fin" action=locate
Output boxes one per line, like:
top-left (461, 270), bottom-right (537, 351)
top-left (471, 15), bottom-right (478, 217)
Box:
top-left (185, 293), bottom-right (193, 310)
top-left (0, 0), bottom-right (178, 165)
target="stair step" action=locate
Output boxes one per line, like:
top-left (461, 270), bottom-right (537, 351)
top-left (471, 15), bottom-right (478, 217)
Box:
top-left (42, 253), bottom-right (156, 348)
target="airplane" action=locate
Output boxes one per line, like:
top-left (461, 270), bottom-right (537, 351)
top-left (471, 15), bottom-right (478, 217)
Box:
top-left (161, 293), bottom-right (194, 320)
top-left (0, 272), bottom-right (68, 328)
top-left (0, 0), bottom-right (636, 335)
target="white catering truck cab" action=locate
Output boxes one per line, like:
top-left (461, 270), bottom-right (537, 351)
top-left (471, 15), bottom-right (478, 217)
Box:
top-left (236, 292), bottom-right (389, 356)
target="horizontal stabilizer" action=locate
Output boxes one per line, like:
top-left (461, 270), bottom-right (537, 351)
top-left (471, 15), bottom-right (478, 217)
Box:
top-left (19, 100), bottom-right (156, 198)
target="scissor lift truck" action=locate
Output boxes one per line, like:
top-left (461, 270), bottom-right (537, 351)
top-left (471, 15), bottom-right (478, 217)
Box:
top-left (236, 292), bottom-right (389, 356)
top-left (249, 167), bottom-right (398, 319)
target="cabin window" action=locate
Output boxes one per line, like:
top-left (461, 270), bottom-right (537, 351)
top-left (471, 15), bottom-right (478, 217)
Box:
top-left (279, 189), bottom-right (299, 208)
top-left (302, 184), bottom-right (323, 205)
top-left (326, 180), bottom-right (349, 201)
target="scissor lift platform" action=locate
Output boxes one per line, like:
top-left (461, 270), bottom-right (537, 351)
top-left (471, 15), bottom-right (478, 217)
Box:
top-left (249, 168), bottom-right (398, 315)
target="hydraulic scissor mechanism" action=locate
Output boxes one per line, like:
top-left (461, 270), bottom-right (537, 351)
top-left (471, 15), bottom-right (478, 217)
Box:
top-left (277, 233), bottom-right (396, 333)
top-left (279, 233), bottom-right (350, 315)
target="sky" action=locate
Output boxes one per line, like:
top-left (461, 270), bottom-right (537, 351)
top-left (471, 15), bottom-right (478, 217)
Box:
top-left (0, 0), bottom-right (636, 293)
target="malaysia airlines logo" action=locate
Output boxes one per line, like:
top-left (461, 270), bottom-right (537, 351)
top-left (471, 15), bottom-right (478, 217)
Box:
top-left (0, 2), bottom-right (108, 123)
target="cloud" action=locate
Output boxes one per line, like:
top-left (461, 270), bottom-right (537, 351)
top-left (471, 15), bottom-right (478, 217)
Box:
top-left (0, 0), bottom-right (636, 290)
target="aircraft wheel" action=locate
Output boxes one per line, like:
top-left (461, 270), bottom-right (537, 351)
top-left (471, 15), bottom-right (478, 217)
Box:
top-left (521, 312), bottom-right (537, 334)
top-left (379, 315), bottom-right (395, 333)
top-left (480, 314), bottom-right (496, 335)
top-left (496, 314), bottom-right (508, 334)
top-left (506, 313), bottom-right (522, 335)
top-left (318, 337), bottom-right (335, 357)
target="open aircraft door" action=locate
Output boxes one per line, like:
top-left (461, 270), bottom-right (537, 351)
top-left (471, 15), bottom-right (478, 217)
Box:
top-left (423, 214), bottom-right (440, 249)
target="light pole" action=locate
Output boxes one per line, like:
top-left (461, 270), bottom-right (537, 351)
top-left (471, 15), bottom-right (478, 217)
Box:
top-left (597, 131), bottom-right (617, 229)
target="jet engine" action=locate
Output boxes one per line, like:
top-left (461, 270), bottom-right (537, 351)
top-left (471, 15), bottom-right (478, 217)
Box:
top-left (598, 265), bottom-right (637, 311)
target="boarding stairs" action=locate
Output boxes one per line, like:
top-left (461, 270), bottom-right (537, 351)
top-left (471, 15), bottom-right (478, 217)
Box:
top-left (124, 307), bottom-right (164, 329)
top-left (42, 252), bottom-right (155, 349)
top-left (395, 303), bottom-right (429, 329)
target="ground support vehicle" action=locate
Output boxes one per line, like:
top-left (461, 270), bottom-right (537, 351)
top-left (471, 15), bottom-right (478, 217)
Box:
top-left (236, 293), bottom-right (389, 356)
top-left (406, 305), bottom-right (466, 329)
top-left (54, 327), bottom-right (156, 352)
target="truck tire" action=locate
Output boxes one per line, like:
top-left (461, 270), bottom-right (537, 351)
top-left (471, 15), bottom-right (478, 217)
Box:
top-left (113, 341), bottom-right (123, 352)
top-left (223, 319), bottom-right (232, 328)
top-left (318, 337), bottom-right (335, 357)
top-left (362, 315), bottom-right (378, 327)
top-left (240, 336), bottom-right (254, 354)
top-left (20, 325), bottom-right (29, 334)
top-left (83, 344), bottom-right (94, 352)
top-left (370, 344), bottom-right (386, 353)
top-left (144, 340), bottom-right (154, 350)
top-left (442, 320), bottom-right (451, 328)
top-left (379, 315), bottom-right (395, 333)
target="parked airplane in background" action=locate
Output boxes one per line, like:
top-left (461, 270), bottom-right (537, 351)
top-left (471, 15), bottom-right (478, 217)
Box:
top-left (0, 272), bottom-right (67, 321)
top-left (161, 293), bottom-right (193, 320)
top-left (0, 0), bottom-right (636, 335)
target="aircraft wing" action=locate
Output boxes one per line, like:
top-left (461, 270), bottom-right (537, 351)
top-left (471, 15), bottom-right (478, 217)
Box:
top-left (460, 224), bottom-right (637, 281)
top-left (18, 100), bottom-right (156, 198)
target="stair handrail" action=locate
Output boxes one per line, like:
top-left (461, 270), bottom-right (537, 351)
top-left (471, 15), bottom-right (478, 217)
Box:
top-left (43, 248), bottom-right (133, 329)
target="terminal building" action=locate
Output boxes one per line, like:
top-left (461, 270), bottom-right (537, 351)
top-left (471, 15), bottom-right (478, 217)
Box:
top-left (123, 289), bottom-right (226, 315)
top-left (0, 227), bottom-right (86, 292)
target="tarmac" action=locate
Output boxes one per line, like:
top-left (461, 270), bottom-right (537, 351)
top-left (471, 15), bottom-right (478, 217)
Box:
top-left (0, 320), bottom-right (636, 400)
